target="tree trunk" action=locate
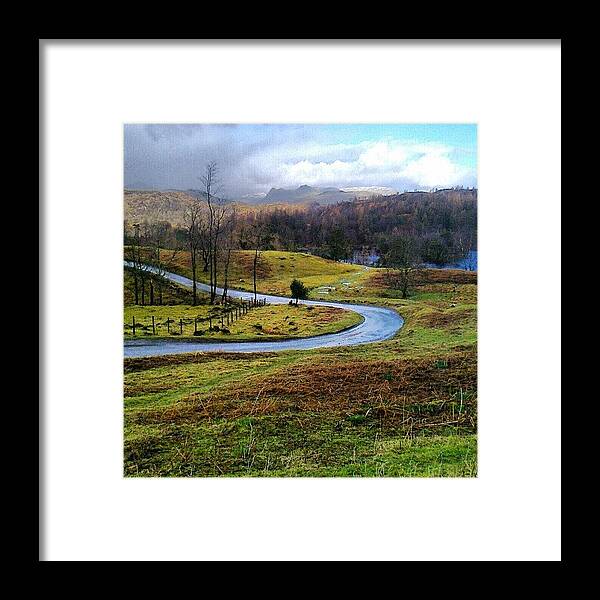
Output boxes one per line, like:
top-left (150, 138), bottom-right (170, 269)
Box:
top-left (253, 248), bottom-right (258, 302)
top-left (149, 279), bottom-right (154, 305)
top-left (211, 239), bottom-right (219, 303)
top-left (208, 251), bottom-right (214, 304)
top-left (222, 248), bottom-right (231, 304)
top-left (189, 236), bottom-right (198, 306)
top-left (133, 273), bottom-right (139, 305)
top-left (191, 257), bottom-right (197, 306)
top-left (401, 269), bottom-right (409, 299)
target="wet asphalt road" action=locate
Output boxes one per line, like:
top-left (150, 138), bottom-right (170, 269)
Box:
top-left (123, 263), bottom-right (404, 357)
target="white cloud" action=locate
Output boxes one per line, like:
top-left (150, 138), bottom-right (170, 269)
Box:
top-left (399, 151), bottom-right (470, 188)
top-left (268, 141), bottom-right (475, 191)
top-left (359, 142), bottom-right (409, 168)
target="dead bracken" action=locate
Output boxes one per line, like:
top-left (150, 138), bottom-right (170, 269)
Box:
top-left (132, 352), bottom-right (477, 432)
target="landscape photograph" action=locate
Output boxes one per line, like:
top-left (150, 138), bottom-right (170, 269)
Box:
top-left (123, 123), bottom-right (478, 477)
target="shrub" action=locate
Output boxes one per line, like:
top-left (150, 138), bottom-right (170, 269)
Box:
top-left (290, 279), bottom-right (309, 305)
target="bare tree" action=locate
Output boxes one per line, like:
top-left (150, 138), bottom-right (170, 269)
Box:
top-left (382, 236), bottom-right (421, 299)
top-left (201, 161), bottom-right (230, 304)
top-left (124, 223), bottom-right (141, 304)
top-left (183, 202), bottom-right (204, 306)
top-left (125, 222), bottom-right (152, 305)
top-left (198, 218), bottom-right (211, 273)
top-left (146, 221), bottom-right (178, 305)
top-left (221, 209), bottom-right (237, 304)
top-left (211, 203), bottom-right (228, 303)
top-left (249, 221), bottom-right (271, 303)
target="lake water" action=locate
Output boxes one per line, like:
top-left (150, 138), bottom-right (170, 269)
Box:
top-left (345, 249), bottom-right (478, 271)
top-left (422, 250), bottom-right (478, 271)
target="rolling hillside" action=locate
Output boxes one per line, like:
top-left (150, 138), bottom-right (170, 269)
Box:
top-left (124, 190), bottom-right (199, 228)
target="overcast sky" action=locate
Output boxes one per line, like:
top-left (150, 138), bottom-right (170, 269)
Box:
top-left (124, 124), bottom-right (477, 198)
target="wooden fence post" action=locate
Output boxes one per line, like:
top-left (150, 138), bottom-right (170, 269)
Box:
top-left (194, 317), bottom-right (197, 334)
top-left (152, 315), bottom-right (155, 335)
top-left (180, 318), bottom-right (183, 334)
top-left (167, 318), bottom-right (170, 333)
top-left (132, 316), bottom-right (136, 336)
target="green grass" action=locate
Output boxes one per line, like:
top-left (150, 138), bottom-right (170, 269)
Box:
top-left (124, 250), bottom-right (477, 477)
top-left (125, 414), bottom-right (477, 477)
top-left (124, 303), bottom-right (363, 341)
top-left (157, 248), bottom-right (369, 298)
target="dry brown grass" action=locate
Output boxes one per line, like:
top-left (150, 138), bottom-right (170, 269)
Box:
top-left (416, 307), bottom-right (477, 329)
top-left (370, 268), bottom-right (477, 289)
top-left (133, 351), bottom-right (477, 432)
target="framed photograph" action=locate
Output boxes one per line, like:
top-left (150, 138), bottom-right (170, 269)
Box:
top-left (123, 123), bottom-right (478, 478)
top-left (41, 40), bottom-right (561, 561)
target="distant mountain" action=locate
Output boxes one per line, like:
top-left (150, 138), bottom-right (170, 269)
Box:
top-left (180, 188), bottom-right (208, 201)
top-left (124, 190), bottom-right (200, 228)
top-left (255, 185), bottom-right (354, 206)
top-left (124, 189), bottom-right (262, 229)
top-left (167, 189), bottom-right (232, 203)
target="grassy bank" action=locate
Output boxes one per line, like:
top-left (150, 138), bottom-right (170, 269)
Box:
top-left (124, 303), bottom-right (363, 342)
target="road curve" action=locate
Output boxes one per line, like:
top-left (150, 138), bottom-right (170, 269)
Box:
top-left (123, 262), bottom-right (404, 357)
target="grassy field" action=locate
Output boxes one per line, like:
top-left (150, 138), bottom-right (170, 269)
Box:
top-left (124, 303), bottom-right (363, 341)
top-left (155, 249), bottom-right (369, 297)
top-left (124, 251), bottom-right (477, 477)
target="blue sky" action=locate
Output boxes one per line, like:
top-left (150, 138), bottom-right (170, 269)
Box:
top-left (124, 124), bottom-right (477, 197)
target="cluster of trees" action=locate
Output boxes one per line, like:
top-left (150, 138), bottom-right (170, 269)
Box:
top-left (124, 220), bottom-right (179, 306)
top-left (234, 188), bottom-right (477, 264)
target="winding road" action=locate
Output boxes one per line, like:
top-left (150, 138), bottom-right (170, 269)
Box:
top-left (123, 263), bottom-right (404, 357)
